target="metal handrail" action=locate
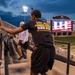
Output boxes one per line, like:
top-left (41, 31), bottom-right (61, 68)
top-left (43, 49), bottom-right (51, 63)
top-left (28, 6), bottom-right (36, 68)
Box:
top-left (55, 40), bottom-right (70, 75)
top-left (0, 33), bottom-right (3, 75)
top-left (3, 36), bottom-right (9, 75)
top-left (0, 33), bottom-right (2, 60)
top-left (0, 33), bottom-right (9, 75)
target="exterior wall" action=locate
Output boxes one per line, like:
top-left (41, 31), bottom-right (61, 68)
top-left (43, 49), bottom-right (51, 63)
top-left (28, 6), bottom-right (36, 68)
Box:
top-left (54, 31), bottom-right (75, 37)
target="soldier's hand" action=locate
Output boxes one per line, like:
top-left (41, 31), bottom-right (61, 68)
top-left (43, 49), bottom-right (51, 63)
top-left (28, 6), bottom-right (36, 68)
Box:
top-left (0, 18), bottom-right (3, 29)
top-left (0, 18), bottom-right (2, 26)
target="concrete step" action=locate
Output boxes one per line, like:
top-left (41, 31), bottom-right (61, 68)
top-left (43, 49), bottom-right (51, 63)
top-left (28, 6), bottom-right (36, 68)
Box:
top-left (8, 62), bottom-right (30, 75)
top-left (7, 50), bottom-right (66, 75)
top-left (8, 61), bottom-right (66, 75)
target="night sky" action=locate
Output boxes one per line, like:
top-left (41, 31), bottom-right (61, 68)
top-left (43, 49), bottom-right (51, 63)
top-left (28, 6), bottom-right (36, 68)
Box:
top-left (0, 0), bottom-right (75, 27)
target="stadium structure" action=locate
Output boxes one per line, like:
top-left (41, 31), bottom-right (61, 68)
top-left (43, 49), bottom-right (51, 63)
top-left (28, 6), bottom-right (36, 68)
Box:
top-left (0, 20), bottom-right (75, 75)
top-left (46, 15), bottom-right (75, 37)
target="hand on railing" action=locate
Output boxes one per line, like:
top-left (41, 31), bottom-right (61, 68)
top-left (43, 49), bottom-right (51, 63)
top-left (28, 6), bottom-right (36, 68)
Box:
top-left (0, 18), bottom-right (2, 26)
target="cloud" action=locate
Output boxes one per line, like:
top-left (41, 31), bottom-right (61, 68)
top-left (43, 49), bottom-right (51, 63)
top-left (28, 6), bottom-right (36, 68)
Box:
top-left (32, 0), bottom-right (75, 15)
top-left (0, 0), bottom-right (75, 15)
top-left (0, 10), bottom-right (12, 15)
top-left (9, 1), bottom-right (18, 7)
top-left (0, 0), bottom-right (12, 8)
top-left (0, 0), bottom-right (18, 9)
top-left (9, 1), bottom-right (20, 10)
top-left (0, 10), bottom-right (30, 26)
top-left (0, 0), bottom-right (75, 22)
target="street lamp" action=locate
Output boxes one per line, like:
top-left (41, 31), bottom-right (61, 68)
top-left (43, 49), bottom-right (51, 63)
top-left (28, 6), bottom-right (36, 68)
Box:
top-left (22, 6), bottom-right (28, 22)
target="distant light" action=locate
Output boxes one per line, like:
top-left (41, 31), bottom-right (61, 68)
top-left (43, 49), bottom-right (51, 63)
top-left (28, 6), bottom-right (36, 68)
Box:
top-left (23, 6), bottom-right (28, 12)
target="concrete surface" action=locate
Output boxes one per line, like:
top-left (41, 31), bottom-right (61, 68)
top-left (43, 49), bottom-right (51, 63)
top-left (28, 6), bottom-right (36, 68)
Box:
top-left (0, 41), bottom-right (75, 75)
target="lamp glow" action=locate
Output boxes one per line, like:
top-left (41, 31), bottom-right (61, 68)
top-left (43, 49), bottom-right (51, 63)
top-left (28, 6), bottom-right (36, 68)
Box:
top-left (23, 6), bottom-right (28, 12)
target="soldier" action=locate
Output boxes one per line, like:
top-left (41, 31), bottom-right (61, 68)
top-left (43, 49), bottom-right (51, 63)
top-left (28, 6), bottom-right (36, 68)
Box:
top-left (0, 10), bottom-right (55, 75)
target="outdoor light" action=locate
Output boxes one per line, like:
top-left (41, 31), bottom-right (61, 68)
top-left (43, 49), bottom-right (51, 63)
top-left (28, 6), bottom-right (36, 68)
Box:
top-left (22, 6), bottom-right (28, 22)
top-left (23, 6), bottom-right (28, 13)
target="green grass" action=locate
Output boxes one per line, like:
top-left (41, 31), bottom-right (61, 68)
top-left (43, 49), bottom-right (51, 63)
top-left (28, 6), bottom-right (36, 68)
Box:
top-left (55, 36), bottom-right (75, 45)
top-left (54, 36), bottom-right (75, 54)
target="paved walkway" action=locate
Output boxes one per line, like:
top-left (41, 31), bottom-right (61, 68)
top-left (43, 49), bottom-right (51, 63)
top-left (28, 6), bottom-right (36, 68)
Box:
top-left (0, 40), bottom-right (75, 75)
top-left (7, 50), bottom-right (66, 75)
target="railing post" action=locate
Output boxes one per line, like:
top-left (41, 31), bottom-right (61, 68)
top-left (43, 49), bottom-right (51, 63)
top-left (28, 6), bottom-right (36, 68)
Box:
top-left (3, 36), bottom-right (9, 75)
top-left (55, 40), bottom-right (70, 75)
top-left (0, 33), bottom-right (2, 59)
top-left (0, 33), bottom-right (3, 75)
top-left (5, 56), bottom-right (9, 75)
top-left (66, 43), bottom-right (70, 75)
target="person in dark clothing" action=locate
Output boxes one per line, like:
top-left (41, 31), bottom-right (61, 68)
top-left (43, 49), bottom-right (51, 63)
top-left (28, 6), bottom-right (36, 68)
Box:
top-left (3, 33), bottom-right (16, 56)
top-left (0, 10), bottom-right (55, 75)
top-left (17, 21), bottom-right (29, 60)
